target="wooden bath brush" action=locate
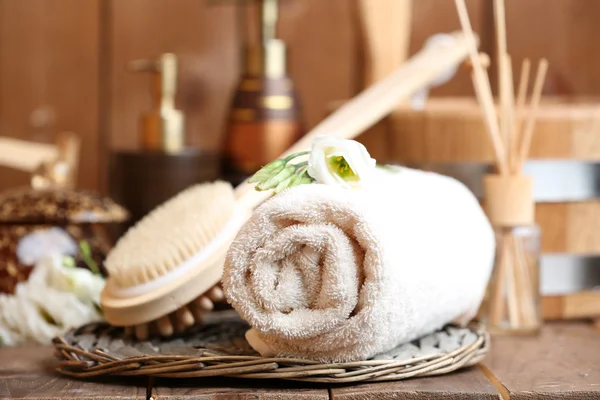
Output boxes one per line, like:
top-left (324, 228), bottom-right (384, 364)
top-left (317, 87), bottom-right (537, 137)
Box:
top-left (101, 32), bottom-right (475, 339)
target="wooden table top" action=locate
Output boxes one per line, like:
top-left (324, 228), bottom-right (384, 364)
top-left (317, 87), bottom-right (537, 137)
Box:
top-left (1, 322), bottom-right (599, 400)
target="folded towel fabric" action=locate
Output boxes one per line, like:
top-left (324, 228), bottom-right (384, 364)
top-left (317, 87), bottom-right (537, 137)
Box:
top-left (222, 167), bottom-right (495, 362)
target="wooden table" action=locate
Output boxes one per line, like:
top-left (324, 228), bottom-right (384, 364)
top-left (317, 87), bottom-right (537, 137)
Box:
top-left (1, 322), bottom-right (599, 399)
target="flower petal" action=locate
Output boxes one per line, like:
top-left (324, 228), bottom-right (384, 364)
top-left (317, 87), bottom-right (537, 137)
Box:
top-left (307, 136), bottom-right (376, 188)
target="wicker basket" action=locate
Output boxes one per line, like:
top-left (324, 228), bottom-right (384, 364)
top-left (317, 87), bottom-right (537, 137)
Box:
top-left (52, 311), bottom-right (490, 383)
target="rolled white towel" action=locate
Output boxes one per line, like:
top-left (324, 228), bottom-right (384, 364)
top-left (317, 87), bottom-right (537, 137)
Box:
top-left (223, 167), bottom-right (495, 362)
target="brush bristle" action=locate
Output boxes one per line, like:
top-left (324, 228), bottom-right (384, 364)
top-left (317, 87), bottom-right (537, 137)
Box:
top-left (105, 181), bottom-right (236, 288)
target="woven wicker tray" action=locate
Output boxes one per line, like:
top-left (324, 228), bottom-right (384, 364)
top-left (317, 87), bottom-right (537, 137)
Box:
top-left (52, 311), bottom-right (490, 383)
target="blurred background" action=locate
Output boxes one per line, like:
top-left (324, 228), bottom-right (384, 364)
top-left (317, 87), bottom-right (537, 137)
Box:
top-left (1, 0), bottom-right (600, 321)
top-left (2, 0), bottom-right (598, 192)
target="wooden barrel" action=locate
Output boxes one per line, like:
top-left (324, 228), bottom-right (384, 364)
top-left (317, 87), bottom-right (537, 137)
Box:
top-left (387, 97), bottom-right (600, 253)
top-left (375, 97), bottom-right (600, 317)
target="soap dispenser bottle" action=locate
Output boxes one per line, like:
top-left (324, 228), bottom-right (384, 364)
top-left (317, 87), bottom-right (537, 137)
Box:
top-left (221, 0), bottom-right (304, 185)
top-left (110, 53), bottom-right (220, 230)
top-left (128, 53), bottom-right (185, 153)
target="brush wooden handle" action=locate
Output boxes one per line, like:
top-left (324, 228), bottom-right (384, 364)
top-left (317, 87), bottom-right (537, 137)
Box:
top-left (0, 137), bottom-right (57, 172)
top-left (234, 31), bottom-right (475, 206)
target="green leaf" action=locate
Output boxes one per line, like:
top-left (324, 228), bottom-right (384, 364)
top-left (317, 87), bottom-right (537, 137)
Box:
top-left (79, 241), bottom-right (100, 276)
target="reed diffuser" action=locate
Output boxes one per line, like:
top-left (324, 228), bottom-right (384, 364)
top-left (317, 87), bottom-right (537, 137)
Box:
top-left (455, 0), bottom-right (548, 333)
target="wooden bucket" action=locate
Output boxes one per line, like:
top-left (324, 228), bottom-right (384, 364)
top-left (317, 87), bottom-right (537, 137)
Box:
top-left (373, 97), bottom-right (600, 319)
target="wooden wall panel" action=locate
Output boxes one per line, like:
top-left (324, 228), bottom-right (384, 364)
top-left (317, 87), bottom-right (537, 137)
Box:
top-left (0, 0), bottom-right (100, 191)
top-left (107, 0), bottom-right (357, 152)
top-left (108, 0), bottom-right (239, 152)
top-left (106, 0), bottom-right (482, 155)
top-left (505, 0), bottom-right (600, 96)
top-left (536, 202), bottom-right (600, 254)
top-left (309, 0), bottom-right (485, 162)
top-left (278, 0), bottom-right (358, 129)
top-left (2, 1), bottom-right (600, 192)
top-left (410, 0), bottom-right (600, 98)
top-left (290, 0), bottom-right (486, 128)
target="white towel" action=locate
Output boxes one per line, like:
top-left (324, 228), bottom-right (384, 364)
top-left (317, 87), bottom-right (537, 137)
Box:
top-left (222, 167), bottom-right (495, 362)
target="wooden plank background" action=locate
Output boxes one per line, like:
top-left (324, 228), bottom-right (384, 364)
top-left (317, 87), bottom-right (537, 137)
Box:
top-left (0, 0), bottom-right (100, 191)
top-left (483, 322), bottom-right (600, 399)
top-left (1, 0), bottom-right (600, 193)
top-left (0, 345), bottom-right (146, 399)
top-left (151, 377), bottom-right (330, 400)
top-left (330, 368), bottom-right (502, 399)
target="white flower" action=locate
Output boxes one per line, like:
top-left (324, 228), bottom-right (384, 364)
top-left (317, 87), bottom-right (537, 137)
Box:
top-left (0, 254), bottom-right (105, 346)
top-left (16, 227), bottom-right (77, 266)
top-left (307, 137), bottom-right (376, 188)
top-left (42, 255), bottom-right (105, 305)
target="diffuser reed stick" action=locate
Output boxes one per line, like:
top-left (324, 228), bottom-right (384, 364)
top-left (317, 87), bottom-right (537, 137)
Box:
top-left (455, 0), bottom-right (548, 332)
top-left (517, 59), bottom-right (549, 171)
top-left (512, 58), bottom-right (530, 172)
top-left (455, 0), bottom-right (508, 176)
top-left (494, 0), bottom-right (510, 150)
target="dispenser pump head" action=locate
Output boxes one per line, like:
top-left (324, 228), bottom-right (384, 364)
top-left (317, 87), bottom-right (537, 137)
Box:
top-left (243, 0), bottom-right (287, 78)
top-left (128, 53), bottom-right (184, 153)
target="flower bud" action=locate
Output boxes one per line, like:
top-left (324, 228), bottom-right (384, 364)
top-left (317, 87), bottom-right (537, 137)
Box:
top-left (274, 175), bottom-right (295, 194)
top-left (248, 159), bottom-right (286, 184)
top-left (257, 164), bottom-right (296, 191)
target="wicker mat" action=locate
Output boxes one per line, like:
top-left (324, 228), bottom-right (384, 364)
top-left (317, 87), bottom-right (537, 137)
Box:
top-left (52, 311), bottom-right (490, 383)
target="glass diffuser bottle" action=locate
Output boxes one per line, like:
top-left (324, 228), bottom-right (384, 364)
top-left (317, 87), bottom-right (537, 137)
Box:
top-left (480, 174), bottom-right (542, 334)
